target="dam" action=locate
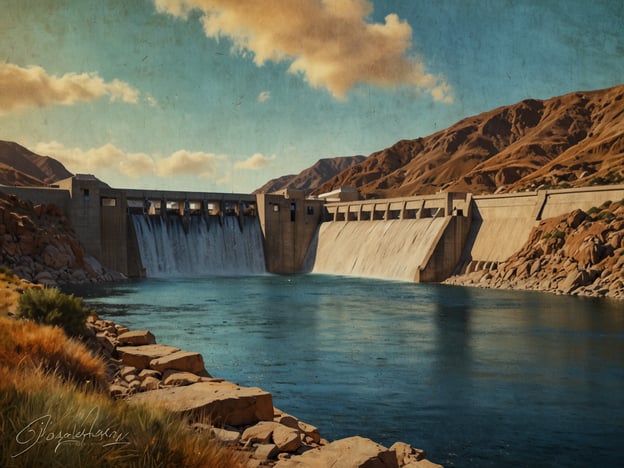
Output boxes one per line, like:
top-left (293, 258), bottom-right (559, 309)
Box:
top-left (3, 175), bottom-right (624, 282)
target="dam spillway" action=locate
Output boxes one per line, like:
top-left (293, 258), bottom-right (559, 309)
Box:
top-left (131, 214), bottom-right (266, 277)
top-left (306, 217), bottom-right (449, 281)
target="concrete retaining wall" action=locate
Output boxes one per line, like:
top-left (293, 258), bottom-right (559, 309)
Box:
top-left (460, 184), bottom-right (624, 273)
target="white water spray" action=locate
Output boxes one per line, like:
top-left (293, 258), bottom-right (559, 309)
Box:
top-left (131, 215), bottom-right (266, 277)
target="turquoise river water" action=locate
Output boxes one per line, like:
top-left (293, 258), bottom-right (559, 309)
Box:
top-left (67, 274), bottom-right (624, 467)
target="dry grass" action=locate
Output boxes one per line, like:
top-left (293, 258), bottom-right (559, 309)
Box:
top-left (0, 366), bottom-right (246, 468)
top-left (0, 268), bottom-right (36, 317)
top-left (0, 316), bottom-right (106, 388)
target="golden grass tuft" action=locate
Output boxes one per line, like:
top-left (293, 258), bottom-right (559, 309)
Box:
top-left (0, 316), bottom-right (106, 388)
top-left (0, 366), bottom-right (245, 467)
top-left (0, 268), bottom-right (37, 317)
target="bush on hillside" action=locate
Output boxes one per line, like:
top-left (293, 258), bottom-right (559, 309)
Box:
top-left (17, 288), bottom-right (92, 337)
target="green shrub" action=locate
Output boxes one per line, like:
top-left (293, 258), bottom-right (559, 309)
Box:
top-left (587, 206), bottom-right (600, 215)
top-left (17, 288), bottom-right (92, 337)
top-left (553, 230), bottom-right (565, 240)
top-left (600, 200), bottom-right (612, 208)
top-left (598, 211), bottom-right (615, 221)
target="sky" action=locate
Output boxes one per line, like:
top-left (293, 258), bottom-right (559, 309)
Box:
top-left (1, 0), bottom-right (623, 193)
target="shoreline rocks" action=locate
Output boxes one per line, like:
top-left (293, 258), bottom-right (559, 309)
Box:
top-left (86, 316), bottom-right (442, 467)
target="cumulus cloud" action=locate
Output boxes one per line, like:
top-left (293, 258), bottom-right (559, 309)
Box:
top-left (156, 150), bottom-right (225, 178)
top-left (0, 63), bottom-right (140, 114)
top-left (35, 141), bottom-right (227, 181)
top-left (257, 91), bottom-right (271, 103)
top-left (234, 153), bottom-right (276, 170)
top-left (153, 0), bottom-right (453, 102)
top-left (34, 142), bottom-right (129, 174)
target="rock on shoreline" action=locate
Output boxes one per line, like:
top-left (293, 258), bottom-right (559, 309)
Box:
top-left (445, 202), bottom-right (624, 299)
top-left (86, 316), bottom-right (442, 467)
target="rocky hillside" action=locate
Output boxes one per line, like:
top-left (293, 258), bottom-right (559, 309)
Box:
top-left (313, 84), bottom-right (624, 198)
top-left (254, 155), bottom-right (365, 194)
top-left (445, 199), bottom-right (624, 299)
top-left (0, 140), bottom-right (72, 186)
top-left (0, 193), bottom-right (122, 284)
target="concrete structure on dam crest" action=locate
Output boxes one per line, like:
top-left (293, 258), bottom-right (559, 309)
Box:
top-left (2, 175), bottom-right (623, 283)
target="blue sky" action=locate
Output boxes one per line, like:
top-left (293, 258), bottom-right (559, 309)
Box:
top-left (1, 0), bottom-right (622, 193)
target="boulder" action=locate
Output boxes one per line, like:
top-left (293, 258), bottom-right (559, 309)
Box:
top-left (403, 460), bottom-right (444, 468)
top-left (210, 427), bottom-right (241, 446)
top-left (273, 424), bottom-right (303, 452)
top-left (139, 376), bottom-right (161, 392)
top-left (127, 381), bottom-right (274, 426)
top-left (242, 421), bottom-right (281, 444)
top-left (558, 269), bottom-right (592, 294)
top-left (117, 344), bottom-right (180, 370)
top-left (150, 350), bottom-right (207, 375)
top-left (253, 444), bottom-right (280, 461)
top-left (162, 370), bottom-right (202, 386)
top-left (273, 436), bottom-right (398, 468)
top-left (389, 442), bottom-right (426, 465)
top-left (118, 330), bottom-right (156, 345)
top-left (275, 410), bottom-right (321, 444)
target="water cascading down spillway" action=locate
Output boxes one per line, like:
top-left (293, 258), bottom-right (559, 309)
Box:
top-left (305, 217), bottom-right (448, 282)
top-left (131, 214), bottom-right (266, 277)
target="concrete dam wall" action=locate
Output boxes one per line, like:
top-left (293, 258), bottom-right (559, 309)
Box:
top-left (304, 193), bottom-right (472, 282)
top-left (306, 217), bottom-right (447, 281)
top-left (3, 176), bottom-right (623, 284)
top-left (306, 185), bottom-right (624, 282)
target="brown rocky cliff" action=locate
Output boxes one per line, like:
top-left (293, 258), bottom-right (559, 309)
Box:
top-left (0, 193), bottom-right (121, 284)
top-left (313, 84), bottom-right (624, 198)
top-left (445, 200), bottom-right (624, 299)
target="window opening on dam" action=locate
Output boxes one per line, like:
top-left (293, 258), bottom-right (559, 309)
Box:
top-left (101, 197), bottom-right (117, 207)
top-left (290, 202), bottom-right (296, 222)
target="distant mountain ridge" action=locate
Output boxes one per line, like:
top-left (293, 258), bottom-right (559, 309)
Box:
top-left (0, 140), bottom-right (72, 186)
top-left (255, 155), bottom-right (366, 194)
top-left (266, 84), bottom-right (624, 199)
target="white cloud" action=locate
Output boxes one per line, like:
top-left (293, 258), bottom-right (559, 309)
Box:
top-left (35, 141), bottom-right (228, 181)
top-left (0, 63), bottom-right (140, 114)
top-left (257, 91), bottom-right (271, 103)
top-left (234, 153), bottom-right (276, 170)
top-left (156, 150), bottom-right (226, 178)
top-left (153, 0), bottom-right (453, 102)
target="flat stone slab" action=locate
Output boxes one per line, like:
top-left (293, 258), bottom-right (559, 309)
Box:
top-left (274, 436), bottom-right (398, 468)
top-left (117, 344), bottom-right (180, 370)
top-left (117, 330), bottom-right (156, 345)
top-left (127, 381), bottom-right (274, 426)
top-left (150, 350), bottom-right (206, 374)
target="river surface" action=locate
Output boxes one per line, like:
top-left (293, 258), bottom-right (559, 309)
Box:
top-left (67, 275), bottom-right (624, 467)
